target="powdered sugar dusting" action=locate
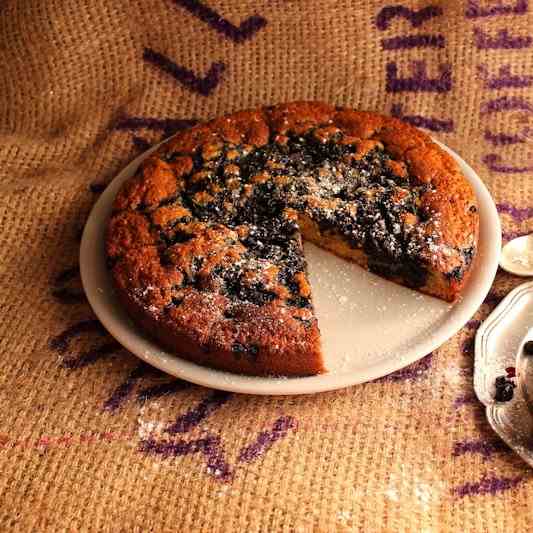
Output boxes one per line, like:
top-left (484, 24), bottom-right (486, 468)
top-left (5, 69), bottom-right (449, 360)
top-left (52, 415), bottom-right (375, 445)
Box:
top-left (306, 242), bottom-right (452, 373)
top-left (137, 405), bottom-right (167, 440)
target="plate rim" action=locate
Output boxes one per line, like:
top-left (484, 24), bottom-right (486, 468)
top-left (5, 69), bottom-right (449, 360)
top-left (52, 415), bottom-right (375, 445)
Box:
top-left (80, 138), bottom-right (501, 395)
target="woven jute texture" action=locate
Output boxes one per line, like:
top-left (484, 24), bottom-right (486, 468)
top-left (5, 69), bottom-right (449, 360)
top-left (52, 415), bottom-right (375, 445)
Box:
top-left (1, 0), bottom-right (533, 531)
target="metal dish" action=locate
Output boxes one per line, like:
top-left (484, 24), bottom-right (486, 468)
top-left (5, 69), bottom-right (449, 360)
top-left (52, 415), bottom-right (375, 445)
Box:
top-left (475, 281), bottom-right (533, 468)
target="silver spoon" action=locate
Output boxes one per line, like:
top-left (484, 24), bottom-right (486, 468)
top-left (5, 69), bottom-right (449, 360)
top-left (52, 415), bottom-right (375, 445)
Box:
top-left (500, 234), bottom-right (533, 277)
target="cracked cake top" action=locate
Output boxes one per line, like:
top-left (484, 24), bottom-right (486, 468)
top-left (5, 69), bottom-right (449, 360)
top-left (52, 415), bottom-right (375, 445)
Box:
top-left (106, 101), bottom-right (478, 376)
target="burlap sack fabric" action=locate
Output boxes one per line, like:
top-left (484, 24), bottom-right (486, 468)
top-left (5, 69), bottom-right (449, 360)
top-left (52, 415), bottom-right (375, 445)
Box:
top-left (1, 0), bottom-right (532, 531)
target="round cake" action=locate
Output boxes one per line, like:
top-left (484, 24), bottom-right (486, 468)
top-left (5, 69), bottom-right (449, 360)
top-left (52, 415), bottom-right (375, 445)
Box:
top-left (105, 101), bottom-right (479, 376)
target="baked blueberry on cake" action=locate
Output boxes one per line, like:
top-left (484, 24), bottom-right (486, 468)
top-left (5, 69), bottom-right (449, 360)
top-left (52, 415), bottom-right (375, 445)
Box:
top-left (106, 102), bottom-right (479, 376)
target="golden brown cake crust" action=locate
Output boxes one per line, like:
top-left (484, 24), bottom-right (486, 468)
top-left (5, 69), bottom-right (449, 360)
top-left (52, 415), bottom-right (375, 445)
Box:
top-left (106, 101), bottom-right (479, 376)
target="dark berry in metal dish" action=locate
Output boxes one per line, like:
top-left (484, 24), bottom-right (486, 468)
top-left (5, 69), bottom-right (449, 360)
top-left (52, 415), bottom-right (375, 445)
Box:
top-left (494, 375), bottom-right (516, 403)
top-left (523, 340), bottom-right (533, 355)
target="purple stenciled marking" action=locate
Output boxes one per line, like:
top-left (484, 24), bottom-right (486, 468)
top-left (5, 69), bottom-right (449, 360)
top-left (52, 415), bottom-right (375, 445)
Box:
top-left (453, 393), bottom-right (478, 409)
top-left (238, 416), bottom-right (297, 463)
top-left (75, 226), bottom-right (85, 243)
top-left (140, 415), bottom-right (299, 481)
top-left (202, 439), bottom-right (233, 480)
top-left (143, 48), bottom-right (225, 97)
top-left (483, 154), bottom-right (533, 174)
top-left (503, 229), bottom-right (531, 241)
top-left (453, 439), bottom-right (510, 460)
top-left (481, 96), bottom-right (533, 114)
top-left (497, 202), bottom-right (533, 223)
top-left (89, 182), bottom-right (106, 194)
top-left (495, 203), bottom-right (533, 243)
top-left (114, 116), bottom-right (198, 138)
top-left (61, 341), bottom-right (121, 370)
top-left (453, 475), bottom-right (525, 498)
top-left (166, 390), bottom-right (232, 434)
top-left (115, 117), bottom-right (198, 152)
top-left (391, 103), bottom-right (454, 132)
top-left (483, 290), bottom-right (505, 308)
top-left (484, 129), bottom-right (526, 146)
top-left (478, 64), bottom-right (533, 90)
top-left (139, 435), bottom-right (233, 481)
top-left (137, 379), bottom-right (191, 404)
top-left (466, 319), bottom-right (481, 330)
top-left (376, 5), bottom-right (443, 30)
top-left (462, 336), bottom-right (475, 357)
top-left (460, 367), bottom-right (474, 378)
top-left (51, 287), bottom-right (86, 305)
top-left (173, 0), bottom-right (267, 43)
top-left (131, 136), bottom-right (151, 152)
top-left (386, 61), bottom-right (452, 93)
top-left (54, 266), bottom-right (80, 285)
top-left (49, 319), bottom-right (107, 353)
top-left (466, 0), bottom-right (528, 18)
top-left (103, 364), bottom-right (152, 412)
top-left (473, 27), bottom-right (532, 49)
top-left (51, 265), bottom-right (85, 305)
top-left (115, 116), bottom-right (197, 131)
top-left (376, 353), bottom-right (433, 383)
top-left (381, 34), bottom-right (445, 50)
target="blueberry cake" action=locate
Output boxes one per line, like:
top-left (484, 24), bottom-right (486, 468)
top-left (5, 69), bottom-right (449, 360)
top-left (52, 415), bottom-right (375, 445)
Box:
top-left (106, 102), bottom-right (479, 376)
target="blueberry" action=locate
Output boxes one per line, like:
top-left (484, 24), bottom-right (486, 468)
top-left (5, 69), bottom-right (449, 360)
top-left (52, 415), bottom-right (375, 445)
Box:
top-left (231, 342), bottom-right (259, 362)
top-left (494, 375), bottom-right (516, 402)
top-left (446, 266), bottom-right (463, 282)
top-left (524, 341), bottom-right (533, 355)
top-left (287, 296), bottom-right (311, 308)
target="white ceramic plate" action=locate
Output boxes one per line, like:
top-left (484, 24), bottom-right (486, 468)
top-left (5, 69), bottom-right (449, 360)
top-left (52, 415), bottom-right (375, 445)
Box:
top-left (80, 139), bottom-right (501, 395)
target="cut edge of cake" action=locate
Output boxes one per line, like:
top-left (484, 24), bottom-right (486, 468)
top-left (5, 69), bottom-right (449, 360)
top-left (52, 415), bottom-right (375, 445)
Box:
top-left (105, 101), bottom-right (479, 377)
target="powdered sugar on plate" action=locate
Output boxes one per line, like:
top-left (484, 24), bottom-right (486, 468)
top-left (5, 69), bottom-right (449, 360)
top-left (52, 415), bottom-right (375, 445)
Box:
top-left (305, 242), bottom-right (453, 372)
top-left (80, 138), bottom-right (501, 394)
